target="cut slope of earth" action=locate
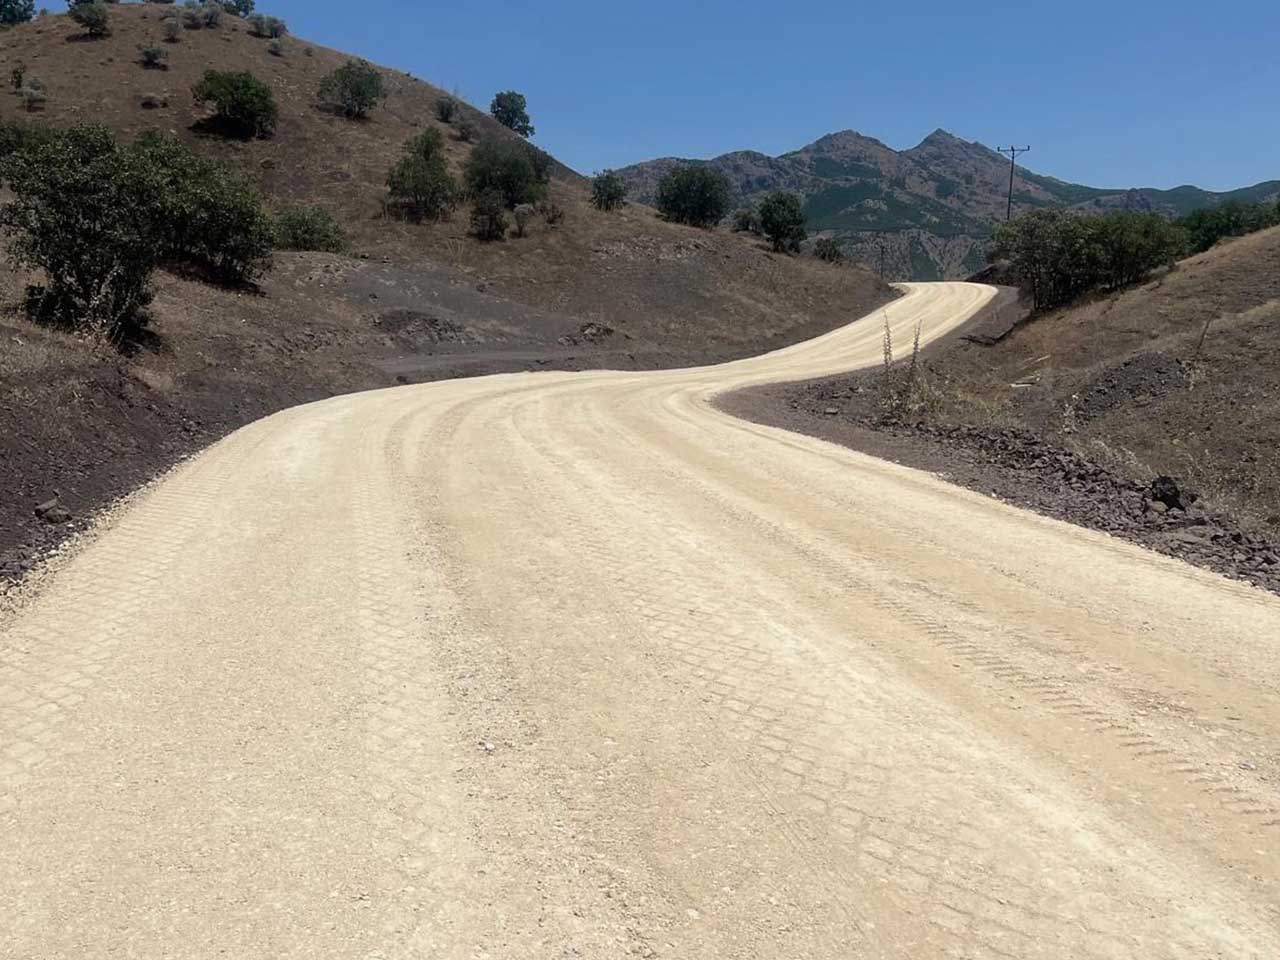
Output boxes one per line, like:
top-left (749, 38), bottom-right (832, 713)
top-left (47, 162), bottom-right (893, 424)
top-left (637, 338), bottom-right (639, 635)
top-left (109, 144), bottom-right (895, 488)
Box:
top-left (617, 128), bottom-right (1280, 280)
top-left (0, 7), bottom-right (893, 577)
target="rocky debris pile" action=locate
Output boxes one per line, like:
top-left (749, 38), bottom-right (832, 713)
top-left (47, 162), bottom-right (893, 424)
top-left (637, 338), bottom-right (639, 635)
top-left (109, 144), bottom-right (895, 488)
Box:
top-left (1070, 352), bottom-right (1189, 423)
top-left (558, 321), bottom-right (615, 347)
top-left (908, 423), bottom-right (1280, 593)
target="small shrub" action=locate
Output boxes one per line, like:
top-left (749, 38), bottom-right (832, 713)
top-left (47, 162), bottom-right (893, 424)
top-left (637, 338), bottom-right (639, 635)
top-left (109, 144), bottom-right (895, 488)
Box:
top-left (435, 96), bottom-right (457, 123)
top-left (246, 11), bottom-right (284, 36)
top-left (512, 202), bottom-right (535, 237)
top-left (192, 69), bottom-right (277, 138)
top-left (69, 1), bottom-right (110, 37)
top-left (470, 188), bottom-right (507, 241)
top-left (161, 15), bottom-right (180, 40)
top-left (267, 38), bottom-right (282, 56)
top-left (455, 119), bottom-right (477, 143)
top-left (140, 45), bottom-right (168, 69)
top-left (180, 0), bottom-right (220, 27)
top-left (19, 83), bottom-right (45, 112)
top-left (220, 0), bottom-right (252, 15)
top-left (9, 63), bottom-right (24, 92)
top-left (318, 60), bottom-right (384, 119)
top-left (758, 190), bottom-right (807, 253)
top-left (273, 205), bottom-right (345, 252)
top-left (655, 165), bottom-right (731, 228)
top-left (541, 200), bottom-right (564, 226)
top-left (386, 127), bottom-right (457, 222)
top-left (814, 237), bottom-right (845, 263)
top-left (489, 90), bottom-right (533, 137)
top-left (590, 170), bottom-right (626, 212)
top-left (464, 139), bottom-right (549, 209)
top-left (0, 0), bottom-right (35, 27)
top-left (732, 207), bottom-right (759, 234)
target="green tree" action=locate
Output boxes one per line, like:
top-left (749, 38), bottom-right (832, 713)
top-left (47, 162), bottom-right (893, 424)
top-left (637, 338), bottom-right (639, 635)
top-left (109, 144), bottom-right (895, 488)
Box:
top-left (68, 1), bottom-right (110, 36)
top-left (318, 60), bottom-right (384, 118)
top-left (132, 132), bottom-right (273, 283)
top-left (591, 170), bottom-right (626, 211)
top-left (0, 126), bottom-right (163, 342)
top-left (273, 205), bottom-right (345, 252)
top-left (489, 90), bottom-right (533, 137)
top-left (470, 188), bottom-right (508, 241)
top-left (0, 0), bottom-right (35, 27)
top-left (220, 0), bottom-right (252, 15)
top-left (386, 127), bottom-right (457, 222)
top-left (192, 69), bottom-right (278, 138)
top-left (655, 165), bottom-right (731, 228)
top-left (464, 140), bottom-right (548, 208)
top-left (758, 191), bottom-right (806, 252)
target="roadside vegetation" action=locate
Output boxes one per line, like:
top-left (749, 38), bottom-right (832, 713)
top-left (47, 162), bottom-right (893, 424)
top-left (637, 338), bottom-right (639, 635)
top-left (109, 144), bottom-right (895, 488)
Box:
top-left (0, 123), bottom-right (271, 346)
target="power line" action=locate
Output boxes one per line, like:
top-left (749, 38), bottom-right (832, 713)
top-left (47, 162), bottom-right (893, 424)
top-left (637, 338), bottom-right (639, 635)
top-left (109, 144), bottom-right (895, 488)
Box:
top-left (997, 146), bottom-right (1031, 222)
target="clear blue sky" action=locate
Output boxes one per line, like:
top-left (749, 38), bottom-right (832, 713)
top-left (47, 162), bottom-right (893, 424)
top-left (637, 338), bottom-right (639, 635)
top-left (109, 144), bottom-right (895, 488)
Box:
top-left (263, 0), bottom-right (1276, 190)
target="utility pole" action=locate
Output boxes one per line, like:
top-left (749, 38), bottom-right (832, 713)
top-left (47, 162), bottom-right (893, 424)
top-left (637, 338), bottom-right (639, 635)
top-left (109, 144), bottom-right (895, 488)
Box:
top-left (998, 145), bottom-right (1031, 221)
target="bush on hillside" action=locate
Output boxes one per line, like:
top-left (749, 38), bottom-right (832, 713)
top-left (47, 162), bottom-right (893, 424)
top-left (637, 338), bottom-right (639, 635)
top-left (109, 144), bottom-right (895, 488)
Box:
top-left (140, 44), bottom-right (168, 68)
top-left (180, 0), bottom-right (220, 28)
top-left (318, 60), bottom-right (384, 119)
top-left (0, 127), bottom-right (273, 344)
top-left (192, 69), bottom-right (278, 138)
top-left (512, 202), bottom-right (535, 237)
top-left (732, 207), bottom-right (760, 234)
top-left (220, 0), bottom-right (252, 15)
top-left (655, 165), bottom-right (731, 228)
top-left (541, 200), bottom-right (564, 226)
top-left (132, 132), bottom-right (273, 283)
top-left (9, 63), bottom-right (24, 91)
top-left (246, 11), bottom-right (285, 36)
top-left (489, 90), bottom-right (533, 137)
top-left (463, 140), bottom-right (549, 208)
top-left (69, 1), bottom-right (110, 37)
top-left (386, 127), bottom-right (458, 222)
top-left (992, 209), bottom-right (1187, 311)
top-left (470, 188), bottom-right (508, 241)
top-left (591, 170), bottom-right (626, 211)
top-left (814, 237), bottom-right (844, 263)
top-left (19, 83), bottom-right (46, 112)
top-left (758, 190), bottom-right (806, 253)
top-left (0, 0), bottom-right (35, 27)
top-left (268, 38), bottom-right (282, 55)
top-left (1177, 200), bottom-right (1280, 255)
top-left (0, 126), bottom-right (161, 343)
top-left (455, 119), bottom-right (477, 143)
top-left (435, 96), bottom-right (457, 123)
top-left (273, 205), bottom-right (346, 252)
top-left (162, 15), bottom-right (180, 40)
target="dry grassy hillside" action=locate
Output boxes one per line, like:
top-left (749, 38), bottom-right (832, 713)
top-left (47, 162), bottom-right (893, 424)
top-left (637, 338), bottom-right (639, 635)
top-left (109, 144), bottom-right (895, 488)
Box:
top-left (0, 5), bottom-right (888, 345)
top-left (0, 5), bottom-right (895, 575)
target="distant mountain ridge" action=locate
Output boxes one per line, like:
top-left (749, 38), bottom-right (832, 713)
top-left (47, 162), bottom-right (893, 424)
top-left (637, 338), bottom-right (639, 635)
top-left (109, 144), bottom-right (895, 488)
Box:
top-left (615, 129), bottom-right (1280, 280)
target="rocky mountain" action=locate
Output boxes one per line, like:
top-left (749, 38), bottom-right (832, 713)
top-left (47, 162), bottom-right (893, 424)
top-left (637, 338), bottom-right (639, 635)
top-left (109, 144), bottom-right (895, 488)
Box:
top-left (616, 129), bottom-right (1280, 280)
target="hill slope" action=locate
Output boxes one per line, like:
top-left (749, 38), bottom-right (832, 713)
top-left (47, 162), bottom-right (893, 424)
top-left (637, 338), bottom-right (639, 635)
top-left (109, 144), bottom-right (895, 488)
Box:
top-left (0, 6), bottom-right (893, 576)
top-left (617, 129), bottom-right (1280, 281)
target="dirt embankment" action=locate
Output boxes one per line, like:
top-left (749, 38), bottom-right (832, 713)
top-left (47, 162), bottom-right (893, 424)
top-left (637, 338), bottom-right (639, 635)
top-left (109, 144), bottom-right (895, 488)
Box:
top-left (1, 249), bottom-right (894, 581)
top-left (726, 229), bottom-right (1280, 596)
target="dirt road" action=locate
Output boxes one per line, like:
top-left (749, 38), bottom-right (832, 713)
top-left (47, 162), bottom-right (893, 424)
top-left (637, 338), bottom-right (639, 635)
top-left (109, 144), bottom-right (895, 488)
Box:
top-left (3, 283), bottom-right (1278, 958)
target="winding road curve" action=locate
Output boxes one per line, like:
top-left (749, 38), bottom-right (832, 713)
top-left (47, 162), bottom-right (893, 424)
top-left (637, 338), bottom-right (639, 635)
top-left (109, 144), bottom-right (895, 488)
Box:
top-left (3, 283), bottom-right (1279, 958)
